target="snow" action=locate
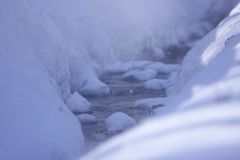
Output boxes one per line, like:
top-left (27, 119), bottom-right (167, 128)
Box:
top-left (1, 0), bottom-right (239, 159)
top-left (133, 98), bottom-right (166, 110)
top-left (81, 103), bottom-right (240, 160)
top-left (122, 69), bottom-right (157, 82)
top-left (77, 114), bottom-right (98, 124)
top-left (143, 79), bottom-right (167, 90)
top-left (105, 112), bottom-right (137, 135)
top-left (79, 80), bottom-right (110, 97)
top-left (66, 92), bottom-right (91, 113)
top-left (80, 3), bottom-right (240, 160)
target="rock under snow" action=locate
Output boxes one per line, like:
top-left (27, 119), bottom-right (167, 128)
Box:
top-left (122, 69), bottom-right (157, 82)
top-left (143, 79), bottom-right (167, 90)
top-left (105, 112), bottom-right (136, 135)
top-left (77, 114), bottom-right (98, 124)
top-left (79, 80), bottom-right (110, 96)
top-left (66, 92), bottom-right (91, 113)
top-left (133, 98), bottom-right (166, 109)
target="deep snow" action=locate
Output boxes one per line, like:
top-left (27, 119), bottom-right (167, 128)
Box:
top-left (0, 0), bottom-right (239, 160)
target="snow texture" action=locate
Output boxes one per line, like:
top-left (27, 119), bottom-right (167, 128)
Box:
top-left (133, 98), bottom-right (166, 110)
top-left (105, 112), bottom-right (137, 135)
top-left (77, 114), bottom-right (98, 124)
top-left (0, 1), bottom-right (85, 160)
top-left (66, 92), bottom-right (91, 113)
top-left (143, 79), bottom-right (167, 90)
top-left (0, 0), bottom-right (239, 160)
top-left (122, 69), bottom-right (157, 82)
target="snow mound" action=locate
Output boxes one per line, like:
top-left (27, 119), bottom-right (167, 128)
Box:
top-left (105, 112), bottom-right (136, 135)
top-left (143, 79), bottom-right (167, 90)
top-left (77, 114), bottom-right (98, 124)
top-left (79, 80), bottom-right (110, 96)
top-left (66, 92), bottom-right (91, 113)
top-left (133, 98), bottom-right (166, 109)
top-left (122, 69), bottom-right (157, 82)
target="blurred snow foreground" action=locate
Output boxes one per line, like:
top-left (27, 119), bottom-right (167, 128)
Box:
top-left (0, 0), bottom-right (239, 160)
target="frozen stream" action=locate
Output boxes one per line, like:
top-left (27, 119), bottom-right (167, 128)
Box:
top-left (79, 72), bottom-right (168, 153)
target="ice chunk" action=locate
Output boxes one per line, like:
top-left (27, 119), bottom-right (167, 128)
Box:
top-left (77, 114), bottom-right (97, 124)
top-left (105, 112), bottom-right (136, 135)
top-left (122, 69), bottom-right (157, 82)
top-left (143, 79), bottom-right (167, 90)
top-left (66, 92), bottom-right (91, 113)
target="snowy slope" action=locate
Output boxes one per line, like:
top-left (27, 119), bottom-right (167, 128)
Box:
top-left (0, 1), bottom-right (84, 160)
top-left (80, 3), bottom-right (240, 160)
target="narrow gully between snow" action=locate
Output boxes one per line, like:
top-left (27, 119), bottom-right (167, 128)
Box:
top-left (78, 72), bottom-right (169, 153)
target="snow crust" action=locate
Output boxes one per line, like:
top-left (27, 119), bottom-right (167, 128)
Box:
top-left (66, 92), bottom-right (91, 113)
top-left (105, 112), bottom-right (137, 135)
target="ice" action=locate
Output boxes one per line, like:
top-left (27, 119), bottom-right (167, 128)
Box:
top-left (143, 79), bottom-right (167, 90)
top-left (105, 112), bottom-right (137, 135)
top-left (122, 69), bottom-right (157, 82)
top-left (77, 114), bottom-right (98, 124)
top-left (66, 92), bottom-right (92, 113)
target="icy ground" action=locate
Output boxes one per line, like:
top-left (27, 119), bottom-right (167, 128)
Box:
top-left (79, 66), bottom-right (169, 152)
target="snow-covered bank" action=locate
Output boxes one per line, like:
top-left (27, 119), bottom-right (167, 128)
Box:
top-left (0, 1), bottom-right (84, 160)
top-left (0, 0), bottom-right (239, 159)
top-left (80, 3), bottom-right (240, 160)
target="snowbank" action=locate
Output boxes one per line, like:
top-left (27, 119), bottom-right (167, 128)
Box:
top-left (66, 92), bottom-right (91, 113)
top-left (81, 103), bottom-right (240, 160)
top-left (80, 3), bottom-right (240, 160)
top-left (105, 112), bottom-right (136, 135)
top-left (0, 1), bottom-right (85, 159)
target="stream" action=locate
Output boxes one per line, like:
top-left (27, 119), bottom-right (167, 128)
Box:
top-left (79, 72), bottom-right (168, 152)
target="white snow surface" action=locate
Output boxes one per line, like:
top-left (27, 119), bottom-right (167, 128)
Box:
top-left (80, 3), bottom-right (240, 160)
top-left (105, 112), bottom-right (137, 135)
top-left (66, 92), bottom-right (91, 113)
top-left (0, 1), bottom-right (84, 160)
top-left (122, 69), bottom-right (157, 82)
top-left (0, 0), bottom-right (239, 160)
top-left (143, 79), bottom-right (167, 90)
top-left (77, 114), bottom-right (98, 124)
